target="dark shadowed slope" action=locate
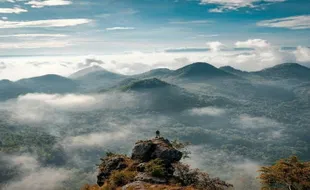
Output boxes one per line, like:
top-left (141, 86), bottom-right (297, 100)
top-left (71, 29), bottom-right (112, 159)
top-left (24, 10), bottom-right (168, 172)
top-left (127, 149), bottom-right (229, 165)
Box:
top-left (119, 78), bottom-right (172, 91)
top-left (113, 78), bottom-right (204, 111)
top-left (220, 66), bottom-right (249, 76)
top-left (0, 80), bottom-right (33, 101)
top-left (16, 74), bottom-right (78, 93)
top-left (172, 62), bottom-right (236, 79)
top-left (133, 68), bottom-right (173, 79)
top-left (109, 78), bottom-right (233, 112)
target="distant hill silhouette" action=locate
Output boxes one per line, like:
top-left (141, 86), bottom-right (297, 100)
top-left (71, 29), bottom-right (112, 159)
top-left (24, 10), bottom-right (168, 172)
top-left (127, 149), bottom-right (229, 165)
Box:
top-left (70, 65), bottom-right (106, 78)
top-left (171, 62), bottom-right (236, 80)
top-left (119, 78), bottom-right (172, 91)
top-left (253, 63), bottom-right (310, 81)
top-left (133, 68), bottom-right (173, 79)
top-left (109, 78), bottom-right (233, 111)
top-left (70, 66), bottom-right (125, 91)
top-left (16, 74), bottom-right (78, 93)
top-left (0, 80), bottom-right (33, 100)
top-left (220, 66), bottom-right (248, 76)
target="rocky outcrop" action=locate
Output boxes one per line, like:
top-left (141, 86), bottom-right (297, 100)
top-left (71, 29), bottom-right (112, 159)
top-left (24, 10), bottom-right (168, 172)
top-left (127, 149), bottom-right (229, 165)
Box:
top-left (131, 137), bottom-right (183, 165)
top-left (97, 155), bottom-right (128, 186)
top-left (91, 137), bottom-right (233, 190)
top-left (134, 172), bottom-right (167, 184)
top-left (122, 181), bottom-right (147, 190)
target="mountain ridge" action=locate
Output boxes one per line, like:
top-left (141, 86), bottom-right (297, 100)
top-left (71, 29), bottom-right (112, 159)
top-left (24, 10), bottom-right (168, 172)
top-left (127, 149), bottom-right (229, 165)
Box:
top-left (253, 62), bottom-right (310, 80)
top-left (171, 62), bottom-right (237, 79)
top-left (16, 74), bottom-right (78, 93)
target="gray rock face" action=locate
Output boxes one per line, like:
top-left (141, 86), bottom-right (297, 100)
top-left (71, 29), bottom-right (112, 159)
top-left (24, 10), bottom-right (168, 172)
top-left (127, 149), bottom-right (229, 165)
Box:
top-left (134, 172), bottom-right (167, 184)
top-left (131, 137), bottom-right (183, 165)
top-left (97, 138), bottom-right (182, 187)
top-left (122, 181), bottom-right (147, 190)
top-left (131, 141), bottom-right (154, 162)
top-left (97, 156), bottom-right (128, 186)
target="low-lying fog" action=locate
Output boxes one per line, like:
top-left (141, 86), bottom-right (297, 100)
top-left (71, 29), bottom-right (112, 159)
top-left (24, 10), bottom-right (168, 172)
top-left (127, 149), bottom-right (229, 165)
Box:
top-left (1, 89), bottom-right (304, 190)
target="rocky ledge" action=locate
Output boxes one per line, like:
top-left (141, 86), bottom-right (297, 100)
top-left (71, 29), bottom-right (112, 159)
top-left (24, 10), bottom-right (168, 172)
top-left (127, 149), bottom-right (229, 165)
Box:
top-left (82, 137), bottom-right (233, 190)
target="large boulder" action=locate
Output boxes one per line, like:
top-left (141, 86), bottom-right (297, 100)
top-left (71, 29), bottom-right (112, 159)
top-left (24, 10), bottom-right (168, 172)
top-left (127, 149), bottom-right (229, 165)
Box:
top-left (131, 137), bottom-right (182, 165)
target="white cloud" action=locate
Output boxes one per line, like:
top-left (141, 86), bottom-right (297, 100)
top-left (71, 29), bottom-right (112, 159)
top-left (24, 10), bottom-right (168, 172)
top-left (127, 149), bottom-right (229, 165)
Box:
top-left (235, 39), bottom-right (271, 49)
top-left (0, 41), bottom-right (71, 49)
top-left (25, 0), bottom-right (72, 8)
top-left (2, 154), bottom-right (39, 171)
top-left (200, 0), bottom-right (285, 12)
top-left (63, 130), bottom-right (131, 149)
top-left (18, 93), bottom-right (98, 109)
top-left (4, 167), bottom-right (72, 190)
top-left (1, 154), bottom-right (73, 190)
top-left (237, 114), bottom-right (281, 129)
top-left (189, 107), bottom-right (226, 116)
top-left (294, 46), bottom-right (310, 63)
top-left (0, 18), bottom-right (92, 28)
top-left (184, 145), bottom-right (261, 189)
top-left (206, 41), bottom-right (225, 51)
top-left (257, 15), bottom-right (310, 30)
top-left (0, 0), bottom-right (25, 2)
top-left (106, 27), bottom-right (135, 31)
top-left (0, 33), bottom-right (68, 37)
top-left (0, 7), bottom-right (27, 14)
top-left (1, 93), bottom-right (138, 124)
top-left (0, 39), bottom-right (309, 80)
top-left (169, 20), bottom-right (211, 24)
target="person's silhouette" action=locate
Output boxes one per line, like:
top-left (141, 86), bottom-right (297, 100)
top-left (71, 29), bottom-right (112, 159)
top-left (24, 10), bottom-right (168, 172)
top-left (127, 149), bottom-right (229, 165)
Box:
top-left (156, 130), bottom-right (160, 138)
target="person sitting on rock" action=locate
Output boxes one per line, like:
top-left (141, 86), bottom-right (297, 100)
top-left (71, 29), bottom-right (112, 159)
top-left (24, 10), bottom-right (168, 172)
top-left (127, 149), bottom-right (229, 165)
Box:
top-left (156, 130), bottom-right (160, 138)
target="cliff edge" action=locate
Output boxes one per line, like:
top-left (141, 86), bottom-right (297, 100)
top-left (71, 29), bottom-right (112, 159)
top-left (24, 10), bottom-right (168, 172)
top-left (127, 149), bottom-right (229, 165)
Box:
top-left (82, 137), bottom-right (233, 190)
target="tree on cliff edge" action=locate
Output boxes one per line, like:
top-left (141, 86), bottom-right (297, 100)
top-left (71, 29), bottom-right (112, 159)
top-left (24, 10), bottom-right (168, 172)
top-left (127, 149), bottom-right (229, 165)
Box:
top-left (259, 156), bottom-right (310, 190)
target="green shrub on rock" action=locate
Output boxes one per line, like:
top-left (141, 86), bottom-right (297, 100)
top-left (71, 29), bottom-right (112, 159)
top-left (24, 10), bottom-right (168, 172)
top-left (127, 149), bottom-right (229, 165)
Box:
top-left (145, 158), bottom-right (166, 178)
top-left (110, 170), bottom-right (137, 187)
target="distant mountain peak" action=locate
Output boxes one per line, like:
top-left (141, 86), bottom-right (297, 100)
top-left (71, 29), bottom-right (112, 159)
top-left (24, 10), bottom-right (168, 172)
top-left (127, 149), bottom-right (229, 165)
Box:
top-left (220, 66), bottom-right (248, 76)
top-left (133, 68), bottom-right (173, 79)
top-left (86, 65), bottom-right (105, 71)
top-left (0, 79), bottom-right (12, 84)
top-left (255, 63), bottom-right (310, 80)
top-left (15, 74), bottom-right (78, 93)
top-left (172, 62), bottom-right (234, 79)
top-left (120, 78), bottom-right (172, 91)
top-left (260, 63), bottom-right (309, 72)
top-left (269, 63), bottom-right (306, 69)
top-left (18, 74), bottom-right (71, 82)
top-left (70, 65), bottom-right (111, 79)
top-left (220, 66), bottom-right (235, 70)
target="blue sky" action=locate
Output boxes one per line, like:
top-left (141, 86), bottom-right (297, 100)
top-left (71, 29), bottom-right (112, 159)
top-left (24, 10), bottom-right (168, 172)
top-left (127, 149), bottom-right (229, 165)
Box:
top-left (0, 0), bottom-right (310, 80)
top-left (0, 0), bottom-right (309, 55)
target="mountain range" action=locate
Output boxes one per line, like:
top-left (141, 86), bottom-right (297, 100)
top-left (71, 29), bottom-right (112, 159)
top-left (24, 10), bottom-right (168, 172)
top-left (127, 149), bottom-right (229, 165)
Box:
top-left (1, 62), bottom-right (310, 101)
top-left (1, 62), bottom-right (310, 190)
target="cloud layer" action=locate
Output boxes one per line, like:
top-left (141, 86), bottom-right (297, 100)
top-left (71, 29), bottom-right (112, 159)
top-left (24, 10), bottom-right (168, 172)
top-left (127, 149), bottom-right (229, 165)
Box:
top-left (26, 0), bottom-right (72, 8)
top-left (200, 0), bottom-right (285, 12)
top-left (0, 39), bottom-right (309, 80)
top-left (0, 7), bottom-right (27, 14)
top-left (257, 15), bottom-right (310, 29)
top-left (105, 27), bottom-right (135, 31)
top-left (0, 19), bottom-right (92, 29)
